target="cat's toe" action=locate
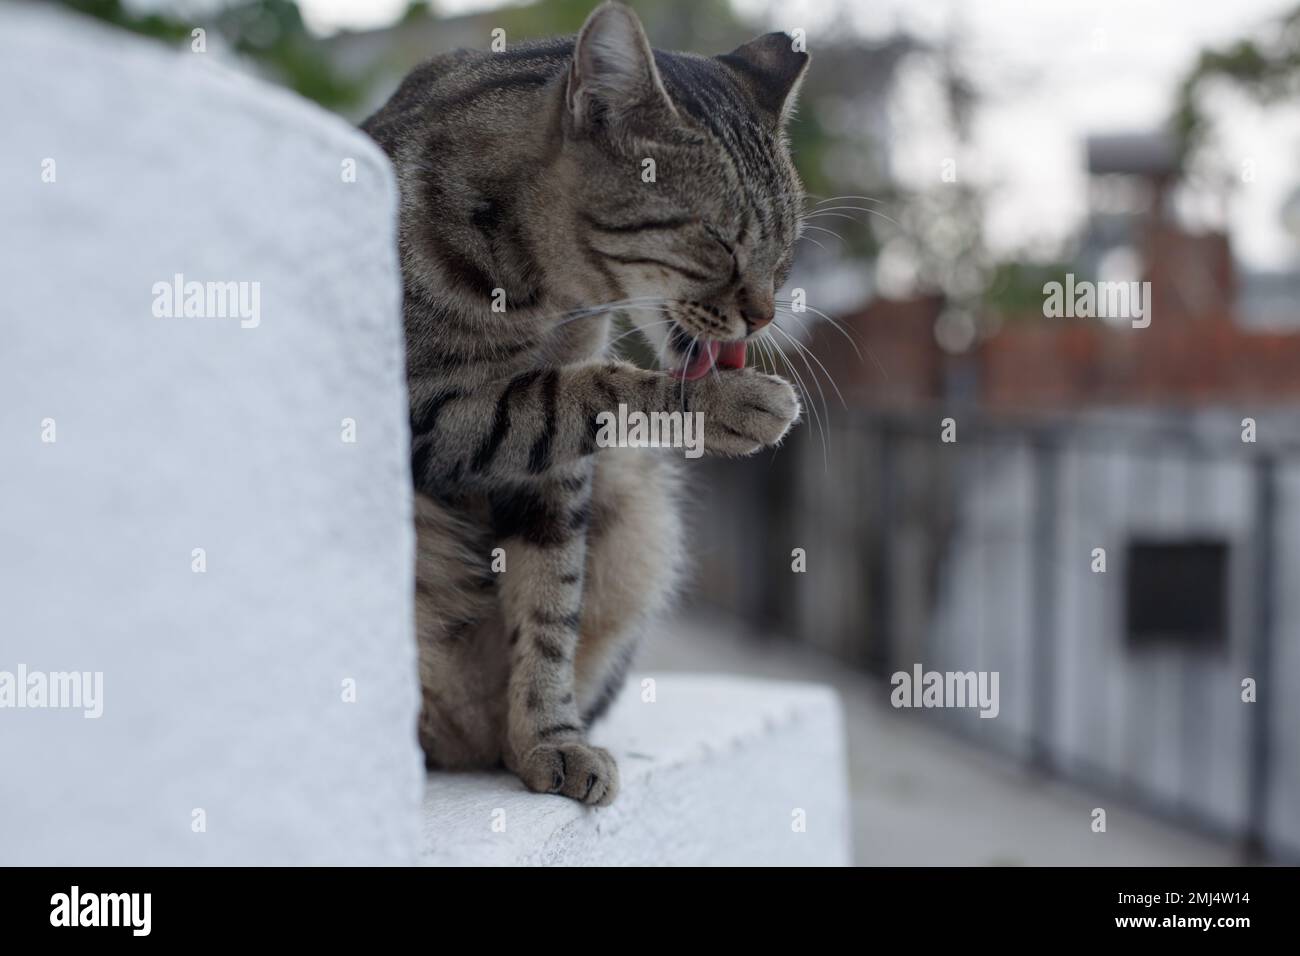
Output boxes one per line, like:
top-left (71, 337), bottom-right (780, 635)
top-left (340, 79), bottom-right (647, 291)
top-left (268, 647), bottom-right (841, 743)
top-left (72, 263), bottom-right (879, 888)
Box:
top-left (519, 741), bottom-right (619, 807)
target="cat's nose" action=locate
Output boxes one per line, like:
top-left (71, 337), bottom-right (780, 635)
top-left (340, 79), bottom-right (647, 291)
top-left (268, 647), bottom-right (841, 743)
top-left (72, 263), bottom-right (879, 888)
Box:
top-left (738, 283), bottom-right (775, 332)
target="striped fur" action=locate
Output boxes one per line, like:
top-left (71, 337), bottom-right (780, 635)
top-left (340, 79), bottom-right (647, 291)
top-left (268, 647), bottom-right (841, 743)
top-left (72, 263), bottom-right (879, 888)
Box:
top-left (363, 2), bottom-right (808, 805)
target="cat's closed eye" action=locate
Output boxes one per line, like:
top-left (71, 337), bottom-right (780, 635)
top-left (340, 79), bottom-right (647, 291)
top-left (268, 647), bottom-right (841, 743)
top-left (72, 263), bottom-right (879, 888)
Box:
top-left (702, 222), bottom-right (737, 254)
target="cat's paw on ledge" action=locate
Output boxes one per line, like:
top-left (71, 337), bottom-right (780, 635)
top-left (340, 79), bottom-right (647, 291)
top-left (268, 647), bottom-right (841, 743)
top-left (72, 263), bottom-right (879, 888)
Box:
top-left (515, 740), bottom-right (619, 806)
top-left (420, 675), bottom-right (850, 866)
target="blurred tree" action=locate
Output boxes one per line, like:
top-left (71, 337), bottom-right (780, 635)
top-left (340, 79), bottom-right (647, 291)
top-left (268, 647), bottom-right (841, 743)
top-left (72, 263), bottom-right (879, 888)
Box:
top-left (57, 0), bottom-right (372, 110)
top-left (853, 32), bottom-right (1002, 339)
top-left (982, 259), bottom-right (1075, 316)
top-left (1173, 4), bottom-right (1300, 159)
top-left (60, 0), bottom-right (191, 41)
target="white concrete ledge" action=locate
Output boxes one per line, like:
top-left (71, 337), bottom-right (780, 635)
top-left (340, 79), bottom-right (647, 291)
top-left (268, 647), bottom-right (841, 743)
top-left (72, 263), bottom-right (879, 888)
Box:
top-left (421, 675), bottom-right (852, 866)
top-left (0, 4), bottom-right (420, 865)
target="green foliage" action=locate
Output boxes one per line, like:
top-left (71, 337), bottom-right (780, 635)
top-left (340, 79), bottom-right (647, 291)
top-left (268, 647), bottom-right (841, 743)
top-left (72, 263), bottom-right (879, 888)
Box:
top-left (1173, 5), bottom-right (1300, 159)
top-left (55, 0), bottom-right (371, 111)
top-left (498, 0), bottom-right (611, 36)
top-left (983, 260), bottom-right (1074, 318)
top-left (400, 1), bottom-right (430, 26)
top-left (61, 0), bottom-right (190, 41)
top-left (499, 0), bottom-right (742, 47)
top-left (217, 0), bottom-right (373, 109)
top-left (785, 113), bottom-right (836, 206)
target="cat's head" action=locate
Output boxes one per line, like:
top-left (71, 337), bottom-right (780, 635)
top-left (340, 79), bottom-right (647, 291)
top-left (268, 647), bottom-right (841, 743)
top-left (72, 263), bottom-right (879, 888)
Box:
top-left (552, 2), bottom-right (809, 379)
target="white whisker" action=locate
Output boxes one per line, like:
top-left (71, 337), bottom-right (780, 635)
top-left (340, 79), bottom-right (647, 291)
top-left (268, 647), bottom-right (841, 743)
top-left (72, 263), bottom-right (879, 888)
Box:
top-left (771, 322), bottom-right (847, 410)
top-left (761, 330), bottom-right (827, 470)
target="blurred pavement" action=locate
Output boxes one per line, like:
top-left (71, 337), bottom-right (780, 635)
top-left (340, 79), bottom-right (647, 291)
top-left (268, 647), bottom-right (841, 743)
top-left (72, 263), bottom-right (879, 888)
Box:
top-left (640, 610), bottom-right (1242, 866)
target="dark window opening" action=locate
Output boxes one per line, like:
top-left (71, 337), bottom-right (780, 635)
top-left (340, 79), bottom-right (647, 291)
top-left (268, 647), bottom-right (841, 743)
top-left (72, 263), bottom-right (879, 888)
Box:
top-left (1125, 539), bottom-right (1228, 648)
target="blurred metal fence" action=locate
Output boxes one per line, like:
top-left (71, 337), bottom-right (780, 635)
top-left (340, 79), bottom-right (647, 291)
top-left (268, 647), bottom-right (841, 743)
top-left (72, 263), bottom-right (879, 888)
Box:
top-left (691, 407), bottom-right (1300, 861)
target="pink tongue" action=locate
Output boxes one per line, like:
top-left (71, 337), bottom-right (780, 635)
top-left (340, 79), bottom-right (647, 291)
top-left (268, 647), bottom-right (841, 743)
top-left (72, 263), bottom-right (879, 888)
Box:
top-left (674, 341), bottom-right (746, 380)
top-left (676, 341), bottom-right (720, 381)
top-left (716, 341), bottom-right (747, 370)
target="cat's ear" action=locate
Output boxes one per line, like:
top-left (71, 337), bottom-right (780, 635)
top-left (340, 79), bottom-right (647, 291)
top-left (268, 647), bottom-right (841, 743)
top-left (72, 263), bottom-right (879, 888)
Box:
top-left (717, 33), bottom-right (810, 128)
top-left (567, 2), bottom-right (678, 131)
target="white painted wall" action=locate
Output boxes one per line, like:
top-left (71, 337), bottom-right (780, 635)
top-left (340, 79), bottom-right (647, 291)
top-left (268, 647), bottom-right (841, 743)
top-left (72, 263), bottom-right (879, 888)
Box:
top-left (0, 5), bottom-right (423, 865)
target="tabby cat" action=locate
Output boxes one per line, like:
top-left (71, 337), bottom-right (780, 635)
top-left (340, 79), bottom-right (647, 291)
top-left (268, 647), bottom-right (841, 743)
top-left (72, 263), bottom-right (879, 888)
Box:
top-left (363, 1), bottom-right (809, 806)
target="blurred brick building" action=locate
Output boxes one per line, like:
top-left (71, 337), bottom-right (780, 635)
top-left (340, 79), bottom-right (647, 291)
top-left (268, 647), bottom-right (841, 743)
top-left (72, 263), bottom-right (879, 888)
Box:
top-left (813, 132), bottom-right (1300, 411)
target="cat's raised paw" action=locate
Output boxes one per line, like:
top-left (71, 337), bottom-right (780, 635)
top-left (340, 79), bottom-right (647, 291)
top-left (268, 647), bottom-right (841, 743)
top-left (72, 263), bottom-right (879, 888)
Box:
top-left (689, 368), bottom-right (801, 456)
top-left (518, 741), bottom-right (619, 806)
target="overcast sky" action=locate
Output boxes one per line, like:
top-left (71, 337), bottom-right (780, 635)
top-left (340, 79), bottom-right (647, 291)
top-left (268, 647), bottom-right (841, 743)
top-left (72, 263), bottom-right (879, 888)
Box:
top-left (295, 0), bottom-right (1300, 271)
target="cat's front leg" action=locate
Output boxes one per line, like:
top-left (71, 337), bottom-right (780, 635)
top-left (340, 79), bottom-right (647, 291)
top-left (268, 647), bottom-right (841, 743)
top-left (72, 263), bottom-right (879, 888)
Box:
top-left (493, 461), bottom-right (618, 806)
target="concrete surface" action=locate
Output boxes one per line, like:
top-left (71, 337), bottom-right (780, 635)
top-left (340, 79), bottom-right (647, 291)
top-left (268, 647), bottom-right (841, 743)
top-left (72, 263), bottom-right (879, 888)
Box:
top-left (422, 675), bottom-right (852, 866)
top-left (642, 610), bottom-right (1245, 866)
